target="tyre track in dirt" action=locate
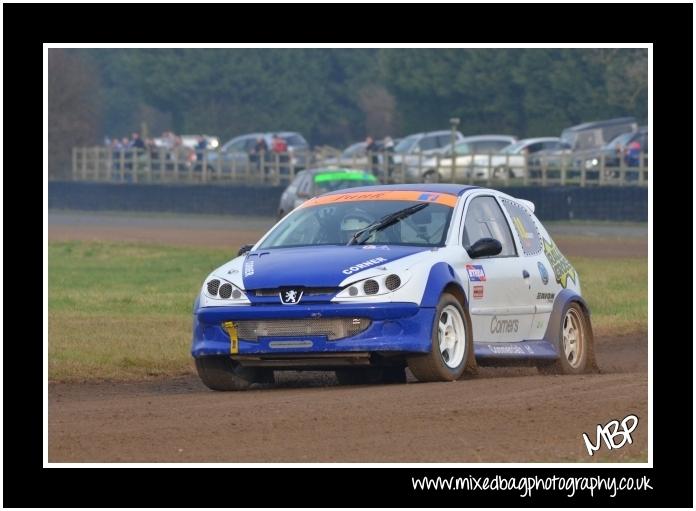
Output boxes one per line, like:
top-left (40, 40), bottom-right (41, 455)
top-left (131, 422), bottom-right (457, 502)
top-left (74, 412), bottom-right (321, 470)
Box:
top-left (48, 332), bottom-right (647, 463)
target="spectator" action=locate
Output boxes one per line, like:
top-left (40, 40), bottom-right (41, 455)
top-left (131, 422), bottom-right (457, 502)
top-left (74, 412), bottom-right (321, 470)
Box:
top-left (382, 136), bottom-right (395, 181)
top-left (271, 134), bottom-right (288, 154)
top-left (252, 136), bottom-right (269, 172)
top-left (130, 132), bottom-right (146, 151)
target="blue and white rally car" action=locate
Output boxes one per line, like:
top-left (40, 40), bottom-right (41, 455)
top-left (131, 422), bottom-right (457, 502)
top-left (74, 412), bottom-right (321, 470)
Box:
top-left (191, 184), bottom-right (596, 390)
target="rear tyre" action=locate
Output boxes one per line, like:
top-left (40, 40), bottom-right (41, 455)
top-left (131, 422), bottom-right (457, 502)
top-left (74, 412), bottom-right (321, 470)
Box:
top-left (537, 301), bottom-right (597, 375)
top-left (407, 293), bottom-right (476, 382)
top-left (195, 356), bottom-right (274, 391)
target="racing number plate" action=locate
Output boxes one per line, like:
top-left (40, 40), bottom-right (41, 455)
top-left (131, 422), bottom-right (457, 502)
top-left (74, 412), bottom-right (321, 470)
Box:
top-left (223, 321), bottom-right (239, 354)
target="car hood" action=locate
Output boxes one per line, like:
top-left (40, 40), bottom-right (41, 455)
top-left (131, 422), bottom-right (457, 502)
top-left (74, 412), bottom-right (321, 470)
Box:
top-left (239, 245), bottom-right (431, 289)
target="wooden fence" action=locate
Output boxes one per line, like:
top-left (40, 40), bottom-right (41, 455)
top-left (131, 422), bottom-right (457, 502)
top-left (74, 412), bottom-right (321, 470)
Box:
top-left (72, 146), bottom-right (648, 187)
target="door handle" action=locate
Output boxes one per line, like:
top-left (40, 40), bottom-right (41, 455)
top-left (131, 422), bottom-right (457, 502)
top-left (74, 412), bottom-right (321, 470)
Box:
top-left (522, 270), bottom-right (530, 279)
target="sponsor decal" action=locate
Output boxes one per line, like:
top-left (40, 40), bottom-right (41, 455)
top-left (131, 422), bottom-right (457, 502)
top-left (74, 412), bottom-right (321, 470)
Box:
top-left (490, 315), bottom-right (519, 334)
top-left (536, 292), bottom-right (555, 302)
top-left (473, 285), bottom-right (484, 299)
top-left (342, 256), bottom-right (388, 275)
top-left (466, 264), bottom-right (486, 282)
top-left (417, 193), bottom-right (441, 202)
top-left (362, 245), bottom-right (390, 250)
top-left (279, 287), bottom-right (303, 305)
top-left (487, 344), bottom-right (525, 355)
top-left (537, 261), bottom-right (549, 285)
top-left (243, 260), bottom-right (255, 277)
top-left (542, 238), bottom-right (577, 288)
top-left (300, 190), bottom-right (458, 208)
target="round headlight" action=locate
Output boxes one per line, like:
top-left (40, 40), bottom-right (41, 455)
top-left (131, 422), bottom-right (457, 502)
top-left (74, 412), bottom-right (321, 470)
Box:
top-left (348, 286), bottom-right (359, 296)
top-left (219, 283), bottom-right (233, 299)
top-left (385, 274), bottom-right (401, 291)
top-left (363, 279), bottom-right (379, 295)
top-left (207, 279), bottom-right (220, 296)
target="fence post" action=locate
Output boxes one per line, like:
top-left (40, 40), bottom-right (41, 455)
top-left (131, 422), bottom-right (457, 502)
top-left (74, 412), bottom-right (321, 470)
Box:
top-left (72, 147), bottom-right (78, 180)
top-left (560, 155), bottom-right (566, 186)
top-left (216, 150), bottom-right (223, 181)
top-left (132, 150), bottom-right (139, 183)
top-left (174, 150), bottom-right (180, 182)
top-left (639, 152), bottom-right (646, 186)
top-left (541, 156), bottom-right (547, 187)
top-left (485, 154), bottom-right (492, 187)
top-left (618, 151), bottom-right (626, 185)
top-left (598, 154), bottom-right (605, 186)
top-left (522, 154), bottom-right (529, 186)
top-left (202, 151), bottom-right (208, 183)
top-left (579, 161), bottom-right (586, 188)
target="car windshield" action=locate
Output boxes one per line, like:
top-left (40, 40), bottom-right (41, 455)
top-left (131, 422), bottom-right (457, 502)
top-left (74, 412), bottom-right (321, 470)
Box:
top-left (394, 135), bottom-right (420, 154)
top-left (283, 134), bottom-right (308, 146)
top-left (313, 171), bottom-right (377, 193)
top-left (606, 132), bottom-right (633, 149)
top-left (258, 199), bottom-right (454, 249)
top-left (500, 140), bottom-right (528, 154)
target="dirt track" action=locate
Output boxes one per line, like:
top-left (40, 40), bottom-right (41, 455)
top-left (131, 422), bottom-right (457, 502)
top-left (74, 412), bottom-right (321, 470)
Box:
top-left (48, 211), bottom-right (648, 258)
top-left (49, 334), bottom-right (647, 463)
top-left (48, 212), bottom-right (648, 462)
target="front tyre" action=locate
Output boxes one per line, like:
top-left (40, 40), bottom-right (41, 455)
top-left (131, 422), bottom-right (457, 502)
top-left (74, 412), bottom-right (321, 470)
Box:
top-left (407, 293), bottom-right (476, 382)
top-left (538, 301), bottom-right (597, 375)
top-left (195, 356), bottom-right (274, 391)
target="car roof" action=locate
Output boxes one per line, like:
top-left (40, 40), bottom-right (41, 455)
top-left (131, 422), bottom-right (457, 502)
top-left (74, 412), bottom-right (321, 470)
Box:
top-left (307, 167), bottom-right (373, 175)
top-left (562, 117), bottom-right (637, 132)
top-left (515, 137), bottom-right (563, 145)
top-left (319, 183), bottom-right (478, 197)
top-left (460, 135), bottom-right (516, 142)
top-left (404, 130), bottom-right (458, 138)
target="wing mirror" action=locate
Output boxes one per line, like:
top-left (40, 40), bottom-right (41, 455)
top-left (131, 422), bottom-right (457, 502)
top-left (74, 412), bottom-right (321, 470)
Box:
top-left (238, 244), bottom-right (254, 256)
top-left (466, 238), bottom-right (502, 258)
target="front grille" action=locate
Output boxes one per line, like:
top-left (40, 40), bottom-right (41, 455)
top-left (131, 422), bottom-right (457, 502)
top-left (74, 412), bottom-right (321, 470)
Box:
top-left (253, 287), bottom-right (338, 297)
top-left (236, 317), bottom-right (371, 341)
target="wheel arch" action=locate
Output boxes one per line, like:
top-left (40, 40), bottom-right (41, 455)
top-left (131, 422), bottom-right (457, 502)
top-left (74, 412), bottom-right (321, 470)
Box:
top-left (420, 262), bottom-right (468, 309)
top-left (542, 288), bottom-right (591, 346)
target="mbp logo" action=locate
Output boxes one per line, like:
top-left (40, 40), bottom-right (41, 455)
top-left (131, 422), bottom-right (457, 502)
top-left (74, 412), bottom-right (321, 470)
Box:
top-left (582, 414), bottom-right (639, 456)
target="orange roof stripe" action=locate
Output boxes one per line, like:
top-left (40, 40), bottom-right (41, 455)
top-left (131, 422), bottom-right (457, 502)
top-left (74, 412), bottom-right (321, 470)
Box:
top-left (301, 190), bottom-right (458, 208)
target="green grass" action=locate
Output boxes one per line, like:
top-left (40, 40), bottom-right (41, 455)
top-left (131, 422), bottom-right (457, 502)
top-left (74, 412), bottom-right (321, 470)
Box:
top-left (570, 256), bottom-right (648, 334)
top-left (48, 241), bottom-right (648, 381)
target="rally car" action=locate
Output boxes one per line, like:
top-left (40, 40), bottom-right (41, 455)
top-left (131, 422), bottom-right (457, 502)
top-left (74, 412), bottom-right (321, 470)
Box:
top-left (191, 184), bottom-right (596, 390)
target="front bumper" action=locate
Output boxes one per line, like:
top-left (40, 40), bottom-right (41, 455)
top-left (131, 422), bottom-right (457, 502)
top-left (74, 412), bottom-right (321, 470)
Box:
top-left (191, 302), bottom-right (435, 357)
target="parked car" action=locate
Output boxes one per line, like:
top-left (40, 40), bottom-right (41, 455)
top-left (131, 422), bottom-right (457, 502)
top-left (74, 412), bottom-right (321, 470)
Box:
top-left (321, 142), bottom-right (369, 167)
top-left (277, 167), bottom-right (378, 218)
top-left (192, 184), bottom-right (595, 391)
top-left (491, 138), bottom-right (571, 178)
top-left (207, 131), bottom-right (310, 174)
top-left (392, 130), bottom-right (465, 167)
top-left (406, 135), bottom-right (517, 182)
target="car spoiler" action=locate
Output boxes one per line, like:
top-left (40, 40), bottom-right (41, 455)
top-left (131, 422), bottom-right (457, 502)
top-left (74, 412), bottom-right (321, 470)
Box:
top-left (517, 199), bottom-right (535, 213)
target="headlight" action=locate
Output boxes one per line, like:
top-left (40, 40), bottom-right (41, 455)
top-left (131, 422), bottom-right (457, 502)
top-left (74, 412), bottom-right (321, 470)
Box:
top-left (335, 272), bottom-right (409, 299)
top-left (585, 158), bottom-right (599, 169)
top-left (202, 276), bottom-right (249, 305)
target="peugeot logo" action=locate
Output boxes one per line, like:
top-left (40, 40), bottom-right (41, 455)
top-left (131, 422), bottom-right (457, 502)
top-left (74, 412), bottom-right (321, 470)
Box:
top-left (279, 287), bottom-right (303, 305)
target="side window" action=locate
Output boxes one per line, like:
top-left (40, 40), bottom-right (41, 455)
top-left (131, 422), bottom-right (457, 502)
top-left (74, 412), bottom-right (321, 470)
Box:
top-left (437, 134), bottom-right (453, 147)
top-left (501, 199), bottom-right (542, 256)
top-left (527, 142), bottom-right (544, 153)
top-left (455, 142), bottom-right (471, 155)
top-left (463, 196), bottom-right (517, 257)
top-left (228, 139), bottom-right (246, 152)
top-left (298, 173), bottom-right (313, 195)
top-left (244, 138), bottom-right (257, 151)
top-left (418, 136), bottom-right (439, 152)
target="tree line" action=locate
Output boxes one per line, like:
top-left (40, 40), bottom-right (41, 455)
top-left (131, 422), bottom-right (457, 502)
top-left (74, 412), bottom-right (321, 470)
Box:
top-left (48, 48), bottom-right (647, 177)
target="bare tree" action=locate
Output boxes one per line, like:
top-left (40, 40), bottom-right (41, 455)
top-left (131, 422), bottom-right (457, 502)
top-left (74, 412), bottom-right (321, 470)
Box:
top-left (358, 84), bottom-right (397, 139)
top-left (48, 49), bottom-right (102, 179)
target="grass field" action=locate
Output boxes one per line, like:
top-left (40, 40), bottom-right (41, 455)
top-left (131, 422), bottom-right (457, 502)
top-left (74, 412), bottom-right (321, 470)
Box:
top-left (48, 240), bottom-right (648, 381)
